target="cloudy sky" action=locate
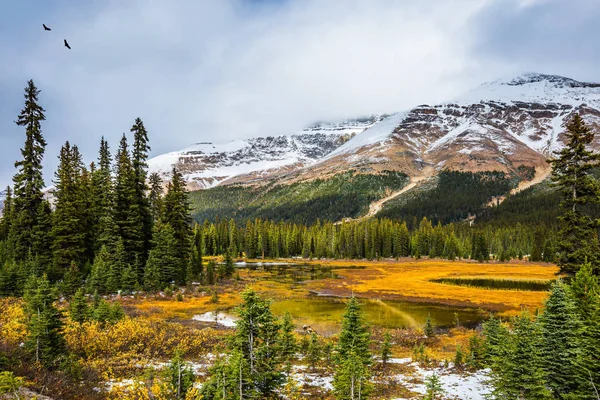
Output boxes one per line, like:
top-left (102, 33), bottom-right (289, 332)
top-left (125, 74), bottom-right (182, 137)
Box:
top-left (0, 0), bottom-right (599, 188)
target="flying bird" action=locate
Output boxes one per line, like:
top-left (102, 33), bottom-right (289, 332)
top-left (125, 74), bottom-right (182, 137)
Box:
top-left (64, 39), bottom-right (71, 49)
top-left (43, 24), bottom-right (51, 31)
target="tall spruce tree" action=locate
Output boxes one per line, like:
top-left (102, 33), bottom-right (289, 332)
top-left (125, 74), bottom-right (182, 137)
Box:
top-left (333, 297), bottom-right (372, 399)
top-left (539, 280), bottom-right (581, 397)
top-left (550, 114), bottom-right (600, 275)
top-left (490, 312), bottom-right (551, 399)
top-left (11, 80), bottom-right (48, 262)
top-left (91, 137), bottom-right (115, 252)
top-left (148, 172), bottom-right (163, 223)
top-left (130, 118), bottom-right (153, 268)
top-left (51, 143), bottom-right (88, 279)
top-left (144, 221), bottom-right (180, 289)
top-left (231, 288), bottom-right (284, 397)
top-left (114, 134), bottom-right (138, 268)
top-left (23, 274), bottom-right (65, 368)
top-left (163, 167), bottom-right (192, 284)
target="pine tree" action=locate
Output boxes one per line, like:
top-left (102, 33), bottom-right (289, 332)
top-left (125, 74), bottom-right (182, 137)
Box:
top-left (490, 312), bottom-right (551, 399)
top-left (334, 297), bottom-right (371, 399)
top-left (120, 263), bottom-right (138, 293)
top-left (165, 349), bottom-right (195, 400)
top-left (11, 80), bottom-right (47, 262)
top-left (539, 280), bottom-right (581, 397)
top-left (51, 143), bottom-right (88, 278)
top-left (61, 261), bottom-right (81, 297)
top-left (91, 137), bottom-right (114, 252)
top-left (145, 221), bottom-right (180, 288)
top-left (550, 114), bottom-right (600, 275)
top-left (230, 288), bottom-right (284, 397)
top-left (89, 245), bottom-right (111, 294)
top-left (482, 314), bottom-right (508, 365)
top-left (114, 134), bottom-right (138, 268)
top-left (574, 292), bottom-right (600, 398)
top-left (69, 288), bottom-right (89, 324)
top-left (163, 167), bottom-right (192, 284)
top-left (569, 261), bottom-right (599, 319)
top-left (381, 331), bottom-right (392, 371)
top-left (424, 374), bottom-right (445, 400)
top-left (424, 313), bottom-right (435, 337)
top-left (279, 311), bottom-right (297, 368)
top-left (333, 349), bottom-right (372, 400)
top-left (148, 172), bottom-right (163, 223)
top-left (23, 274), bottom-right (65, 367)
top-left (130, 118), bottom-right (153, 269)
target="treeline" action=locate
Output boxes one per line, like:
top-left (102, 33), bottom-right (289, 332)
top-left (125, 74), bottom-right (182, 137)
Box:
top-left (0, 80), bottom-right (195, 297)
top-left (197, 216), bottom-right (556, 263)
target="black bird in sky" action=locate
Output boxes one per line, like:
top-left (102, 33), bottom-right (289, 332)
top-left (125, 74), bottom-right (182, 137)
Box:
top-left (43, 24), bottom-right (51, 31)
top-left (64, 39), bottom-right (71, 49)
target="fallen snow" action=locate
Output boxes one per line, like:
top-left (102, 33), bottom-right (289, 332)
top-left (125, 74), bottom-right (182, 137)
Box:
top-left (192, 311), bottom-right (238, 327)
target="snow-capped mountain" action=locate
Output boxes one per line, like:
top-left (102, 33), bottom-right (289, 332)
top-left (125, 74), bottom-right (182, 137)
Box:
top-left (148, 116), bottom-right (386, 190)
top-left (148, 73), bottom-right (600, 190)
top-left (296, 73), bottom-right (600, 181)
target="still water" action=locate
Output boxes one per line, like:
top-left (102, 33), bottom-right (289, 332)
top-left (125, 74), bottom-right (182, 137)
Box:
top-left (209, 263), bottom-right (490, 330)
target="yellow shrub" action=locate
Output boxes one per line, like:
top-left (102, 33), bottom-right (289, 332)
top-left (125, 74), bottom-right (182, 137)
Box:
top-left (0, 298), bottom-right (27, 347)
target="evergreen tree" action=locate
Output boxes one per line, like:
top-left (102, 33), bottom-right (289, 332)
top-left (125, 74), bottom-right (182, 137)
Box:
top-left (539, 280), bottom-right (581, 397)
top-left (279, 311), bottom-right (297, 368)
top-left (231, 288), bottom-right (284, 397)
top-left (424, 374), bottom-right (445, 400)
top-left (334, 297), bottom-right (371, 399)
top-left (482, 314), bottom-right (508, 365)
top-left (490, 312), bottom-right (551, 399)
top-left (69, 288), bottom-right (89, 324)
top-left (163, 167), bottom-right (192, 284)
top-left (89, 245), bottom-right (111, 294)
top-left (165, 349), bottom-right (195, 400)
top-left (145, 221), bottom-right (180, 288)
top-left (51, 143), bottom-right (88, 278)
top-left (333, 349), bottom-right (372, 400)
top-left (569, 261), bottom-right (599, 319)
top-left (424, 313), bottom-right (435, 337)
top-left (61, 261), bottom-right (81, 297)
top-left (130, 118), bottom-right (153, 269)
top-left (91, 137), bottom-right (114, 251)
top-left (574, 292), bottom-right (600, 398)
top-left (148, 172), bottom-right (163, 223)
top-left (306, 333), bottom-right (321, 372)
top-left (23, 274), bottom-right (65, 367)
top-left (550, 114), bottom-right (600, 275)
top-left (381, 331), bottom-right (392, 371)
top-left (11, 80), bottom-right (47, 262)
top-left (114, 134), bottom-right (138, 268)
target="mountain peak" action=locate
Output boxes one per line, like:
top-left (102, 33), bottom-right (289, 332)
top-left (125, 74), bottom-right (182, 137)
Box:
top-left (494, 72), bottom-right (599, 89)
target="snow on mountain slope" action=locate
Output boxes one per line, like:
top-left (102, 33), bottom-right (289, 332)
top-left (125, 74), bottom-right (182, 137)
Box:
top-left (321, 112), bottom-right (409, 160)
top-left (147, 116), bottom-right (384, 190)
top-left (149, 73), bottom-right (600, 190)
top-left (295, 73), bottom-right (600, 182)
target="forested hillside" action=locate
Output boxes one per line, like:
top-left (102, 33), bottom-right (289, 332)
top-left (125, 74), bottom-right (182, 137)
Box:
top-left (188, 171), bottom-right (409, 225)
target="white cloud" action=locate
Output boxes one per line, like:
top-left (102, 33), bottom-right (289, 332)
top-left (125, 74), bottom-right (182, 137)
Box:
top-left (1, 0), bottom-right (597, 187)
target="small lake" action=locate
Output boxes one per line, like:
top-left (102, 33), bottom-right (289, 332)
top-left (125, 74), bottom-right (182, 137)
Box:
top-left (207, 263), bottom-right (489, 331)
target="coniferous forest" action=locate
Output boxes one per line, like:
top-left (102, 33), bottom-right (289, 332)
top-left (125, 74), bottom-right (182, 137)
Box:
top-left (1, 82), bottom-right (600, 399)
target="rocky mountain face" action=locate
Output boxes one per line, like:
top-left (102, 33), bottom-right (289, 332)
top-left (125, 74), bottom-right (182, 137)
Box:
top-left (148, 73), bottom-right (600, 190)
top-left (148, 116), bottom-right (385, 190)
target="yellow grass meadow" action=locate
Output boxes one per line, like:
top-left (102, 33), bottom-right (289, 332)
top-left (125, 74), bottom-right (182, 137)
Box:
top-left (300, 259), bottom-right (558, 315)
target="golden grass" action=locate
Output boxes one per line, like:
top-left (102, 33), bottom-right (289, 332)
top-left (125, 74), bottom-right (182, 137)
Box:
top-left (298, 259), bottom-right (558, 315)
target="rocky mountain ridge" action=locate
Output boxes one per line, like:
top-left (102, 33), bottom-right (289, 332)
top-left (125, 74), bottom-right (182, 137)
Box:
top-left (148, 73), bottom-right (600, 190)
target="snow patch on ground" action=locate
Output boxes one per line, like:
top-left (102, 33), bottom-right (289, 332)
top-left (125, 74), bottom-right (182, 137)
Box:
top-left (192, 311), bottom-right (238, 327)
